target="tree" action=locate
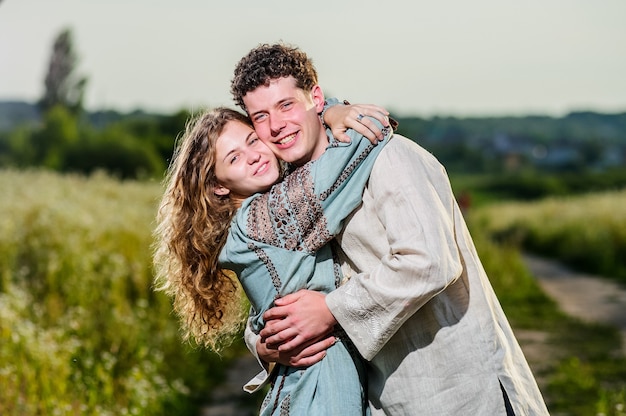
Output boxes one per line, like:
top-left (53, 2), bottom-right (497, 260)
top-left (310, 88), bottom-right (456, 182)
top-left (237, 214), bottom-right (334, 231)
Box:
top-left (31, 105), bottom-right (80, 169)
top-left (39, 28), bottom-right (88, 115)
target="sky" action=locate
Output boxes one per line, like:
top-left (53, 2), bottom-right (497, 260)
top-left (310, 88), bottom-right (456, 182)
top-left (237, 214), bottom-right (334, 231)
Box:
top-left (1, 0), bottom-right (625, 117)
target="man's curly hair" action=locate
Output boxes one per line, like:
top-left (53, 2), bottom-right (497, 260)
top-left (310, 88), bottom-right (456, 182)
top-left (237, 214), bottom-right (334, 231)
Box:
top-left (231, 43), bottom-right (318, 111)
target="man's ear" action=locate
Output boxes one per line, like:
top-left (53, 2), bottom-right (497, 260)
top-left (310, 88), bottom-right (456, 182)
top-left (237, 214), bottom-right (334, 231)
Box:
top-left (311, 84), bottom-right (325, 113)
top-left (214, 185), bottom-right (230, 196)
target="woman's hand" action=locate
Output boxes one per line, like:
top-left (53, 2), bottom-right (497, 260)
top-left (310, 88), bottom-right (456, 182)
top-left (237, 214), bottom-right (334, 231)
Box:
top-left (323, 103), bottom-right (391, 144)
top-left (256, 333), bottom-right (337, 368)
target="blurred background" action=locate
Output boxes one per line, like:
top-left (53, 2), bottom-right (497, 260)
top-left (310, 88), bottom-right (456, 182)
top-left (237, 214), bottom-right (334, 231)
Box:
top-left (1, 1), bottom-right (625, 415)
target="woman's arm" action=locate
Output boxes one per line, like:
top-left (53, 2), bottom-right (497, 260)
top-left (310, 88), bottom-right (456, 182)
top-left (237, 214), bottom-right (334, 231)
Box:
top-left (322, 98), bottom-right (395, 144)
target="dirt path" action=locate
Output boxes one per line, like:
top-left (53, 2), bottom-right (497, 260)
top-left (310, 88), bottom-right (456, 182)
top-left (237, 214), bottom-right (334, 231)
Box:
top-left (522, 253), bottom-right (626, 355)
top-left (201, 353), bottom-right (261, 416)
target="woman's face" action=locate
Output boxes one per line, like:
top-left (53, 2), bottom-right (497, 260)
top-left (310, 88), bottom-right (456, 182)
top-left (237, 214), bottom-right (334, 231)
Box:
top-left (213, 120), bottom-right (281, 203)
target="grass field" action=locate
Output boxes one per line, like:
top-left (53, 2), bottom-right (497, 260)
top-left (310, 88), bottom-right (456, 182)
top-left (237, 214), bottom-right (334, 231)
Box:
top-left (1, 169), bottom-right (624, 415)
top-left (474, 188), bottom-right (626, 283)
top-left (0, 169), bottom-right (247, 415)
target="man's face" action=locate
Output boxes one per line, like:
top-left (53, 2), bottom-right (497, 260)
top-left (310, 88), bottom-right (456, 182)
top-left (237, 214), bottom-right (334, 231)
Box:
top-left (242, 76), bottom-right (327, 167)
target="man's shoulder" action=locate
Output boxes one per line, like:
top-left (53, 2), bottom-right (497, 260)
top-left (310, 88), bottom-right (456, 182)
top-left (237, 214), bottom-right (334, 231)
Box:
top-left (377, 134), bottom-right (437, 164)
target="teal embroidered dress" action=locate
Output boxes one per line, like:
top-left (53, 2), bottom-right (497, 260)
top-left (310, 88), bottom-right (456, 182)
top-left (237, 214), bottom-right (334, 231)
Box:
top-left (219, 121), bottom-right (391, 416)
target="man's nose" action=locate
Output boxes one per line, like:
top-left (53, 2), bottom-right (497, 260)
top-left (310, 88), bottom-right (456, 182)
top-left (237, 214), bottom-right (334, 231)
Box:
top-left (269, 115), bottom-right (286, 137)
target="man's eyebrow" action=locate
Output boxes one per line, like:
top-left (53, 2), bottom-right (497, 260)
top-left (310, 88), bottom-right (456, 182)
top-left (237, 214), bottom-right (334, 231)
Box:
top-left (276, 97), bottom-right (294, 106)
top-left (249, 97), bottom-right (294, 119)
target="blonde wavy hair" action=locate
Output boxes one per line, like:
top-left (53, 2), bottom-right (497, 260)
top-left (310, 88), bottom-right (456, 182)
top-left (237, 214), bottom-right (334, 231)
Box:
top-left (153, 107), bottom-right (253, 352)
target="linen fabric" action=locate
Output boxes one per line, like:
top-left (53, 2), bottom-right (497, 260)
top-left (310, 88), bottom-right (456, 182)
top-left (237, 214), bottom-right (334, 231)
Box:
top-left (325, 135), bottom-right (549, 415)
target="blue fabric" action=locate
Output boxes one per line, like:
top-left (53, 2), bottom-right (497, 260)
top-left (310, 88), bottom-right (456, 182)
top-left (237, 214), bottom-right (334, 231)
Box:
top-left (219, 119), bottom-right (391, 415)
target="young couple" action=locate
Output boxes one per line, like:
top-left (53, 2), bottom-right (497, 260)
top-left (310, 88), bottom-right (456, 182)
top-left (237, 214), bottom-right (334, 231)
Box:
top-left (154, 43), bottom-right (549, 415)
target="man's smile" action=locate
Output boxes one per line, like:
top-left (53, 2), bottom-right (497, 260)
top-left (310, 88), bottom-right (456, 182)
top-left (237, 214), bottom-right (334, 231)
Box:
top-left (276, 132), bottom-right (297, 147)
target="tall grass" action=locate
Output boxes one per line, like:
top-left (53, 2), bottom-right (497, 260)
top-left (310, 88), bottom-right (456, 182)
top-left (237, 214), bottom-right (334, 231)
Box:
top-left (0, 170), bottom-right (237, 415)
top-left (475, 188), bottom-right (626, 283)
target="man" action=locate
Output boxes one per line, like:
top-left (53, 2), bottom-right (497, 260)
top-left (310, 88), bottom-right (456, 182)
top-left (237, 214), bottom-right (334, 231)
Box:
top-left (231, 43), bottom-right (549, 415)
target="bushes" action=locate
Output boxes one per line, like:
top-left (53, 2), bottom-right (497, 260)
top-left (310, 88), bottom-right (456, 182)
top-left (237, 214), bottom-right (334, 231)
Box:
top-left (0, 106), bottom-right (169, 179)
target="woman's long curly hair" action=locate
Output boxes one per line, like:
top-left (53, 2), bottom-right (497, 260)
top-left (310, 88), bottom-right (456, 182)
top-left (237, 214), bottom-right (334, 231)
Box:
top-left (153, 107), bottom-right (252, 352)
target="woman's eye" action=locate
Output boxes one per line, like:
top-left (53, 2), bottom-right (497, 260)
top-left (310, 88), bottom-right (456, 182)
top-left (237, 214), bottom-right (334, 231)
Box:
top-left (230, 155), bottom-right (239, 164)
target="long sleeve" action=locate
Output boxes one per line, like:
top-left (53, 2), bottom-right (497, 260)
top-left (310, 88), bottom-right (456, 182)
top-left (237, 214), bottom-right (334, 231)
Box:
top-left (326, 135), bottom-right (464, 360)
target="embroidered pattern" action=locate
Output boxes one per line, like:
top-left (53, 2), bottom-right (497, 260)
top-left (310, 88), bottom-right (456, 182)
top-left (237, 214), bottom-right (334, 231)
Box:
top-left (319, 142), bottom-right (376, 201)
top-left (248, 242), bottom-right (281, 294)
top-left (337, 281), bottom-right (391, 359)
top-left (280, 395), bottom-right (290, 415)
top-left (331, 242), bottom-right (343, 289)
top-left (247, 162), bottom-right (331, 254)
top-left (260, 392), bottom-right (271, 412)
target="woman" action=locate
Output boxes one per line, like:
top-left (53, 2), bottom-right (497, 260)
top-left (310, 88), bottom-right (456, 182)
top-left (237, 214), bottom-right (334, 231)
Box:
top-left (154, 105), bottom-right (391, 415)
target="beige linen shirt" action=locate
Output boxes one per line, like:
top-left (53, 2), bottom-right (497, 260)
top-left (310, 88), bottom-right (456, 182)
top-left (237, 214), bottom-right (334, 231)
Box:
top-left (325, 135), bottom-right (548, 415)
top-left (245, 135), bottom-right (549, 415)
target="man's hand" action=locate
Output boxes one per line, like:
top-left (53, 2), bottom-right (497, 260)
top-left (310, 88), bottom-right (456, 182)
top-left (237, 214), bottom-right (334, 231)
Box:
top-left (257, 333), bottom-right (337, 367)
top-left (323, 103), bottom-right (390, 144)
top-left (260, 290), bottom-right (338, 352)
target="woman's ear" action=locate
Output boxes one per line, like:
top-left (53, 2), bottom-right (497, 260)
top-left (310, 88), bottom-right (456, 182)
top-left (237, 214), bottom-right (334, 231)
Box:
top-left (214, 185), bottom-right (230, 196)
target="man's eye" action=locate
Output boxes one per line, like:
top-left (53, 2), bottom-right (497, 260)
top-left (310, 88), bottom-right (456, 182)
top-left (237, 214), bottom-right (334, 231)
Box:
top-left (254, 114), bottom-right (266, 122)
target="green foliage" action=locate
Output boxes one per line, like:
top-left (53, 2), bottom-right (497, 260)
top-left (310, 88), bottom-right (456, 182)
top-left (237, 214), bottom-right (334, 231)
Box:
top-left (0, 109), bottom-right (168, 179)
top-left (64, 125), bottom-right (165, 179)
top-left (0, 170), bottom-right (241, 415)
top-left (468, 169), bottom-right (626, 202)
top-left (471, 192), bottom-right (626, 414)
top-left (470, 228), bottom-right (561, 329)
top-left (475, 189), bottom-right (626, 283)
top-left (31, 105), bottom-right (80, 169)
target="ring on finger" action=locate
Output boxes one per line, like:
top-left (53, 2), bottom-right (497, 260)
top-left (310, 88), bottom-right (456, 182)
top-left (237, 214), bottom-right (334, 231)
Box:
top-left (356, 113), bottom-right (364, 122)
